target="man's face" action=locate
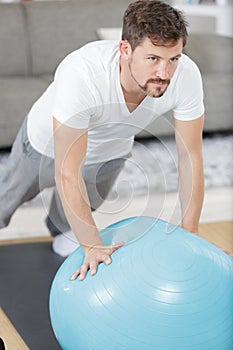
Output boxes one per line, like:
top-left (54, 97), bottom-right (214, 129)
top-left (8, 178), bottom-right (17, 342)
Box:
top-left (127, 38), bottom-right (183, 98)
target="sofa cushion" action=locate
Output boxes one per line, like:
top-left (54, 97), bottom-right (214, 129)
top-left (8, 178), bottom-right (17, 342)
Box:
top-left (25, 0), bottom-right (130, 75)
top-left (202, 73), bottom-right (233, 132)
top-left (97, 27), bottom-right (122, 40)
top-left (0, 77), bottom-right (52, 147)
top-left (0, 4), bottom-right (29, 76)
top-left (184, 34), bottom-right (233, 74)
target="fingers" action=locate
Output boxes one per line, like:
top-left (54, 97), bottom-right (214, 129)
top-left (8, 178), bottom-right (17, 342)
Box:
top-left (71, 260), bottom-right (101, 281)
top-left (112, 241), bottom-right (124, 252)
top-left (70, 242), bottom-right (124, 281)
top-left (71, 269), bottom-right (80, 281)
top-left (78, 264), bottom-right (88, 281)
top-left (71, 264), bottom-right (88, 281)
top-left (103, 255), bottom-right (112, 265)
top-left (90, 261), bottom-right (98, 276)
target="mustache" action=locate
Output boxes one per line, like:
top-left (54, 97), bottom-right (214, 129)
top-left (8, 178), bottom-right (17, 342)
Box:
top-left (147, 78), bottom-right (170, 85)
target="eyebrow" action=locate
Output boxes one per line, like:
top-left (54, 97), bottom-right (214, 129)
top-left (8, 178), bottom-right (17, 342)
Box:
top-left (146, 53), bottom-right (182, 59)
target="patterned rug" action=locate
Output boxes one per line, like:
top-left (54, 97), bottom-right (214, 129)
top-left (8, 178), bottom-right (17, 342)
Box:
top-left (0, 133), bottom-right (232, 204)
top-left (110, 133), bottom-right (233, 197)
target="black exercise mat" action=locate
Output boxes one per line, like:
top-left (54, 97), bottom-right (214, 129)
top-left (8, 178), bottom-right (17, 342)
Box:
top-left (0, 241), bottom-right (65, 350)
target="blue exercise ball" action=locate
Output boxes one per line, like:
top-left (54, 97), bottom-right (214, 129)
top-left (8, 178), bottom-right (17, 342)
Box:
top-left (50, 216), bottom-right (233, 350)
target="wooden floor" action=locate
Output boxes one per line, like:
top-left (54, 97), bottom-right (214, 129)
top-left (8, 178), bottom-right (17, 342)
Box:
top-left (0, 308), bottom-right (30, 350)
top-left (199, 221), bottom-right (233, 257)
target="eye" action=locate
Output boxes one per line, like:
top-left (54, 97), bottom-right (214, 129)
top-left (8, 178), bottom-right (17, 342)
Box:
top-left (170, 56), bottom-right (180, 63)
top-left (148, 56), bottom-right (158, 62)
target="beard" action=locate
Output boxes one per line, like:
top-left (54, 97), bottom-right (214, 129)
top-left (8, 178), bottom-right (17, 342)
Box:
top-left (139, 78), bottom-right (171, 97)
top-left (128, 62), bottom-right (170, 98)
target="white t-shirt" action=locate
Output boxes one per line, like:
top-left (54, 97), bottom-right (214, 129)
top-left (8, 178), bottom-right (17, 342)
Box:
top-left (27, 40), bottom-right (204, 164)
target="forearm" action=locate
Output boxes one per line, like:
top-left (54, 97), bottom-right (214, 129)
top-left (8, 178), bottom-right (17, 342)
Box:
top-left (178, 153), bottom-right (204, 233)
top-left (55, 173), bottom-right (103, 252)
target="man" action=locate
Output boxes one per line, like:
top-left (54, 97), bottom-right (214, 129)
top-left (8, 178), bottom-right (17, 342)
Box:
top-left (0, 0), bottom-right (204, 280)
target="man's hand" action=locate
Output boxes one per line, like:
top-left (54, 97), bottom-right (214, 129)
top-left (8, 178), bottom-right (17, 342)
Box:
top-left (71, 242), bottom-right (124, 281)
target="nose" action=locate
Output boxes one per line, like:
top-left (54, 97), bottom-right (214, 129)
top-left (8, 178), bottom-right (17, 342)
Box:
top-left (156, 62), bottom-right (169, 80)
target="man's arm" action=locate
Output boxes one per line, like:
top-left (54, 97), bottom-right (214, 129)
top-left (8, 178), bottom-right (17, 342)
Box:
top-left (53, 117), bottom-right (123, 280)
top-left (175, 114), bottom-right (205, 233)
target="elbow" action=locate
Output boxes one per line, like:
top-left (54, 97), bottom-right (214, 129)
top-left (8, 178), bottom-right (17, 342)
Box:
top-left (178, 141), bottom-right (203, 162)
top-left (178, 151), bottom-right (204, 175)
top-left (179, 150), bottom-right (203, 162)
top-left (54, 168), bottom-right (79, 196)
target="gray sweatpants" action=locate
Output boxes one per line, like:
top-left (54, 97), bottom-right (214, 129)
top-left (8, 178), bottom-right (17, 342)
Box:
top-left (0, 117), bottom-right (127, 236)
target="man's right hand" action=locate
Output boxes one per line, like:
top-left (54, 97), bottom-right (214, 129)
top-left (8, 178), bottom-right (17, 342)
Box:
top-left (71, 242), bottom-right (124, 281)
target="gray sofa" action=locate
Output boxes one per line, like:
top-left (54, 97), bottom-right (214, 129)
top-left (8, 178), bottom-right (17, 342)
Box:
top-left (0, 0), bottom-right (232, 148)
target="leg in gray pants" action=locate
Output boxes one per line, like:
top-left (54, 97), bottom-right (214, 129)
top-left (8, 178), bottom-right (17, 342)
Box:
top-left (0, 117), bottom-right (127, 236)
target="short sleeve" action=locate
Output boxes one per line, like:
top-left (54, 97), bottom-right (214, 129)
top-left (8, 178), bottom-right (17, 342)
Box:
top-left (173, 57), bottom-right (205, 121)
top-left (52, 57), bottom-right (96, 129)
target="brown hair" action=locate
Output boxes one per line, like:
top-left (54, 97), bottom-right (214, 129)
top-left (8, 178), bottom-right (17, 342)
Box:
top-left (122, 0), bottom-right (188, 51)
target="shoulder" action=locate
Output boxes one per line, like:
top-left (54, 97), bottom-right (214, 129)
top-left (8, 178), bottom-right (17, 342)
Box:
top-left (177, 54), bottom-right (202, 78)
top-left (55, 40), bottom-right (119, 80)
top-left (172, 54), bottom-right (203, 94)
top-left (172, 55), bottom-right (205, 121)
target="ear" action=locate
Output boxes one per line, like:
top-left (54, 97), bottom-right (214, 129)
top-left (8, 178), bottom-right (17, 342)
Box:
top-left (119, 40), bottom-right (132, 60)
